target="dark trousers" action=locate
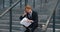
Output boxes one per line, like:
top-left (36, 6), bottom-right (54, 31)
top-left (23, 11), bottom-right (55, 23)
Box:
top-left (24, 26), bottom-right (37, 32)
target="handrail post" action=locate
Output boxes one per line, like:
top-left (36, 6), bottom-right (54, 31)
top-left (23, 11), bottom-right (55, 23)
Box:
top-left (53, 10), bottom-right (56, 32)
top-left (33, 0), bottom-right (35, 8)
top-left (45, 0), bottom-right (48, 3)
top-left (9, 0), bottom-right (12, 32)
top-left (10, 8), bottom-right (12, 32)
top-left (40, 0), bottom-right (42, 10)
top-left (20, 0), bottom-right (22, 8)
top-left (25, 0), bottom-right (28, 6)
top-left (3, 0), bottom-right (4, 8)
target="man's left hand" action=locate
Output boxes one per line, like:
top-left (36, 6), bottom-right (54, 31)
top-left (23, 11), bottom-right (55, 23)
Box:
top-left (27, 19), bottom-right (33, 23)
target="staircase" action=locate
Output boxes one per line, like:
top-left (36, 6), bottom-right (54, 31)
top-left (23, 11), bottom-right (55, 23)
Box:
top-left (0, 0), bottom-right (60, 32)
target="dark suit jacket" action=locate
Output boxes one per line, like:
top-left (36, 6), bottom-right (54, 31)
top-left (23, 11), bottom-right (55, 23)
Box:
top-left (19, 11), bottom-right (38, 28)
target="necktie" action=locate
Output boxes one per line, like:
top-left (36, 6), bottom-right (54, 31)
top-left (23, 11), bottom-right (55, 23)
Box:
top-left (28, 14), bottom-right (31, 18)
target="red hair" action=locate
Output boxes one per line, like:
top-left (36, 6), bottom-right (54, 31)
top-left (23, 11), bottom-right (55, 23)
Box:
top-left (25, 5), bottom-right (32, 9)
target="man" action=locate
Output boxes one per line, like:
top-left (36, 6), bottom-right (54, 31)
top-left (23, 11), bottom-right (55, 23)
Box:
top-left (19, 5), bottom-right (38, 32)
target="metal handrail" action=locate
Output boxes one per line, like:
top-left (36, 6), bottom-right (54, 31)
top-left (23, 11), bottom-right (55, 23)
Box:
top-left (42, 0), bottom-right (59, 32)
top-left (0, 0), bottom-right (59, 32)
top-left (0, 0), bottom-right (20, 17)
top-left (0, 0), bottom-right (21, 32)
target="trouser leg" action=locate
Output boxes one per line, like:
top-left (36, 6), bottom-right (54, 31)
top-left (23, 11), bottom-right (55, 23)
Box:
top-left (25, 27), bottom-right (30, 32)
top-left (30, 27), bottom-right (37, 32)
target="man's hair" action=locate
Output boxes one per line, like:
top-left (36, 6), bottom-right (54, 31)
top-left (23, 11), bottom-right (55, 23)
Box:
top-left (25, 5), bottom-right (32, 9)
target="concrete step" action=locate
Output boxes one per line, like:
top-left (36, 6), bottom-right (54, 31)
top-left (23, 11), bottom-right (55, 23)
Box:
top-left (0, 19), bottom-right (60, 29)
top-left (50, 19), bottom-right (60, 24)
top-left (40, 19), bottom-right (60, 24)
top-left (0, 29), bottom-right (21, 32)
top-left (46, 28), bottom-right (60, 32)
top-left (0, 28), bottom-right (60, 32)
top-left (1, 13), bottom-right (60, 20)
top-left (0, 15), bottom-right (60, 24)
top-left (0, 14), bottom-right (48, 21)
top-left (0, 5), bottom-right (58, 15)
top-left (0, 24), bottom-right (25, 31)
top-left (0, 20), bottom-right (60, 31)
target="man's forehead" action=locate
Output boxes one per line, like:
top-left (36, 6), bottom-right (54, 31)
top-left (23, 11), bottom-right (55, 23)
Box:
top-left (25, 5), bottom-right (31, 9)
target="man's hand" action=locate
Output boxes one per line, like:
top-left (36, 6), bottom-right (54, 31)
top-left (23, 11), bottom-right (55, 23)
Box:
top-left (22, 11), bottom-right (27, 17)
top-left (27, 19), bottom-right (33, 23)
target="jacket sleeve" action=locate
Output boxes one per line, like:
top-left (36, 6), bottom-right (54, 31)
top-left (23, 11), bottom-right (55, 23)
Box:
top-left (19, 15), bottom-right (26, 20)
top-left (33, 12), bottom-right (38, 23)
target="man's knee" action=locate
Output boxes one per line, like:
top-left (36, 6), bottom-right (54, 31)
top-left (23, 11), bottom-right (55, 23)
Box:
top-left (29, 27), bottom-right (37, 32)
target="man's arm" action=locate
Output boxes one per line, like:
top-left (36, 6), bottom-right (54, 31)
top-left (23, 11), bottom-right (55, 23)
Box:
top-left (19, 11), bottom-right (27, 20)
top-left (19, 15), bottom-right (25, 20)
top-left (33, 12), bottom-right (38, 23)
top-left (27, 12), bottom-right (38, 23)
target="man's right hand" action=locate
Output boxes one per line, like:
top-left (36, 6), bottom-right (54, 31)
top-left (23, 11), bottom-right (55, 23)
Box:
top-left (22, 11), bottom-right (27, 17)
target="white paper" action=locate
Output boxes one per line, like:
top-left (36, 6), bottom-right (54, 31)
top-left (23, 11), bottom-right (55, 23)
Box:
top-left (20, 17), bottom-right (32, 27)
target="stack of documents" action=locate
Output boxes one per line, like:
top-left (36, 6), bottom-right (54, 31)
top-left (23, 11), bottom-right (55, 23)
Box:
top-left (20, 17), bottom-right (32, 27)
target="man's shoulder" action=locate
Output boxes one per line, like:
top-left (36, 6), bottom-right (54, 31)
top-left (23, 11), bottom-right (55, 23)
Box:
top-left (32, 11), bottom-right (37, 14)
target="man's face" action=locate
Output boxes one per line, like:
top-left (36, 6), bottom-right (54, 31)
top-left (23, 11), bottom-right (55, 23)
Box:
top-left (25, 8), bottom-right (31, 13)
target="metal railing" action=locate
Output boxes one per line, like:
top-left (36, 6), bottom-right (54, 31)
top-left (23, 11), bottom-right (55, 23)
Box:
top-left (0, 0), bottom-right (35, 32)
top-left (41, 0), bottom-right (59, 32)
top-left (0, 0), bottom-right (24, 32)
top-left (0, 0), bottom-right (20, 17)
top-left (0, 0), bottom-right (59, 32)
top-left (0, 0), bottom-right (21, 32)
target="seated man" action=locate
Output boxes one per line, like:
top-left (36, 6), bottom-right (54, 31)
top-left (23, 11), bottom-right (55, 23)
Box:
top-left (19, 5), bottom-right (38, 32)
